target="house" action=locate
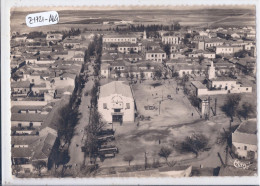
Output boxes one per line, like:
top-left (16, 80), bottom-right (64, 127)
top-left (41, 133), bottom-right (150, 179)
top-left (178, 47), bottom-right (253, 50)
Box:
top-left (110, 61), bottom-right (126, 71)
top-left (11, 113), bottom-right (46, 128)
top-left (101, 53), bottom-right (115, 63)
top-left (46, 33), bottom-right (63, 41)
top-left (100, 63), bottom-right (110, 78)
top-left (162, 35), bottom-right (180, 44)
top-left (146, 50), bottom-right (166, 62)
top-left (102, 43), bottom-right (118, 51)
top-left (11, 81), bottom-right (31, 96)
top-left (231, 33), bottom-right (241, 38)
top-left (117, 43), bottom-right (139, 54)
top-left (170, 52), bottom-right (186, 59)
top-left (72, 54), bottom-right (84, 62)
top-left (216, 45), bottom-right (243, 55)
top-left (124, 53), bottom-right (143, 63)
top-left (34, 58), bottom-right (55, 65)
top-left (235, 57), bottom-right (256, 75)
top-left (202, 51), bottom-right (216, 59)
top-left (140, 41), bottom-right (161, 52)
top-left (103, 35), bottom-right (137, 44)
top-left (98, 81), bottom-right (135, 123)
top-left (191, 81), bottom-right (208, 97)
top-left (13, 35), bottom-right (27, 42)
top-left (11, 127), bottom-right (57, 173)
top-left (63, 38), bottom-right (81, 49)
top-left (232, 119), bottom-right (257, 159)
top-left (207, 77), bottom-right (252, 93)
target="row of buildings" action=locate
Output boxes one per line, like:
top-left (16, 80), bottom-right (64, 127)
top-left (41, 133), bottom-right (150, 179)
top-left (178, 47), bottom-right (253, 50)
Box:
top-left (10, 31), bottom-right (91, 174)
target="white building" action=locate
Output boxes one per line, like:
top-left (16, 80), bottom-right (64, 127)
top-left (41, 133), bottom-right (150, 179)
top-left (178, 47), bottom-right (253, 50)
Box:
top-left (117, 43), bottom-right (139, 54)
top-left (232, 119), bottom-right (257, 159)
top-left (98, 81), bottom-right (135, 123)
top-left (46, 33), bottom-right (63, 41)
top-left (216, 45), bottom-right (243, 55)
top-left (100, 63), bottom-right (110, 78)
top-left (162, 36), bottom-right (180, 44)
top-left (103, 35), bottom-right (137, 44)
top-left (146, 50), bottom-right (166, 62)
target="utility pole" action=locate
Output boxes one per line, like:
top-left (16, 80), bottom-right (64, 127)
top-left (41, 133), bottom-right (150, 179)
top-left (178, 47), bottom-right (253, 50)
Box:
top-left (144, 151), bottom-right (148, 170)
top-left (215, 98), bottom-right (217, 116)
top-left (159, 101), bottom-right (161, 115)
top-left (208, 96), bottom-right (211, 120)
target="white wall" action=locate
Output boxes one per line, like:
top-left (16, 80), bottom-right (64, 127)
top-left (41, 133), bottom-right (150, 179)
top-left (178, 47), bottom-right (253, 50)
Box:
top-left (98, 94), bottom-right (135, 123)
top-left (232, 142), bottom-right (257, 159)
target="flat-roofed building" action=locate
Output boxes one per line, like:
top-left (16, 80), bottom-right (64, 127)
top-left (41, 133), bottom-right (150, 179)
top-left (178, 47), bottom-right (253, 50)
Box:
top-left (162, 35), bottom-right (180, 44)
top-left (146, 49), bottom-right (166, 62)
top-left (103, 35), bottom-right (137, 44)
top-left (117, 43), bottom-right (139, 54)
top-left (46, 33), bottom-right (63, 41)
top-left (98, 81), bottom-right (135, 123)
top-left (216, 45), bottom-right (243, 55)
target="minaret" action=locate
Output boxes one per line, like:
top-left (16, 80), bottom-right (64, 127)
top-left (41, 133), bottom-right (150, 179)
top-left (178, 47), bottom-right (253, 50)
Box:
top-left (208, 61), bottom-right (215, 79)
top-left (143, 30), bottom-right (147, 40)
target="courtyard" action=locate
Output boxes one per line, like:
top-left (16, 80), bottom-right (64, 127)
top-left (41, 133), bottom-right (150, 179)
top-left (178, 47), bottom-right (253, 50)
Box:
top-left (96, 78), bottom-right (238, 174)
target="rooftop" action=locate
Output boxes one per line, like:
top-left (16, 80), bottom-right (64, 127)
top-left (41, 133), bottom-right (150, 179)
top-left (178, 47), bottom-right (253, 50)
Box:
top-left (99, 81), bottom-right (133, 98)
top-left (146, 49), bottom-right (166, 54)
top-left (11, 105), bottom-right (44, 113)
top-left (236, 118), bottom-right (257, 134)
top-left (103, 35), bottom-right (136, 38)
top-left (11, 81), bottom-right (31, 88)
top-left (209, 76), bottom-right (237, 82)
top-left (191, 81), bottom-right (207, 89)
top-left (11, 113), bottom-right (47, 122)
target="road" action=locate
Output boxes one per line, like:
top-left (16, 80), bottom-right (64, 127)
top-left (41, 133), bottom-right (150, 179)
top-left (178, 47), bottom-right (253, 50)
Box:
top-left (68, 68), bottom-right (95, 166)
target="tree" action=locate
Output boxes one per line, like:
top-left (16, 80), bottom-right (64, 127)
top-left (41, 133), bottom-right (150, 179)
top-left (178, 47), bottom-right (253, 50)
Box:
top-left (221, 94), bottom-right (241, 120)
top-left (234, 50), bottom-right (250, 58)
top-left (174, 22), bottom-right (181, 31)
top-left (181, 133), bottom-right (209, 157)
top-left (115, 69), bottom-right (121, 79)
top-left (158, 146), bottom-right (172, 164)
top-left (130, 73), bottom-right (135, 83)
top-left (32, 161), bottom-right (46, 176)
top-left (140, 70), bottom-right (145, 81)
top-left (163, 44), bottom-right (171, 57)
top-left (189, 94), bottom-right (200, 108)
top-left (163, 70), bottom-right (168, 79)
top-left (154, 69), bottom-right (162, 80)
top-left (172, 72), bottom-right (179, 78)
top-left (198, 55), bottom-right (204, 65)
top-left (238, 102), bottom-right (254, 120)
top-left (146, 63), bottom-right (151, 70)
top-left (123, 155), bottom-right (134, 166)
top-left (11, 72), bottom-right (21, 81)
top-left (180, 74), bottom-right (189, 87)
top-left (130, 48), bottom-right (135, 54)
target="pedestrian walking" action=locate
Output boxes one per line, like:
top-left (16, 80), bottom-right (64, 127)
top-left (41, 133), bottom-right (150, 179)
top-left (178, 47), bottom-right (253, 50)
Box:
top-left (159, 139), bottom-right (161, 144)
top-left (192, 113), bottom-right (193, 117)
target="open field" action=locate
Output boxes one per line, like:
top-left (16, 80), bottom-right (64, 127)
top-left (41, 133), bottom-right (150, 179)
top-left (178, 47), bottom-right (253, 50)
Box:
top-left (11, 8), bottom-right (255, 33)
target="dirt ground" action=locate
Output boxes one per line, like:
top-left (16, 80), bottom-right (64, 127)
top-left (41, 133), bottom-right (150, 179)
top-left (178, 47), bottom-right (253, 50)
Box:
top-left (97, 79), bottom-right (240, 172)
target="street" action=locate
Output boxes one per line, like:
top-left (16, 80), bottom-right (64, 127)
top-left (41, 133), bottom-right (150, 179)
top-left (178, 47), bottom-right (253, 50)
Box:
top-left (68, 68), bottom-right (95, 166)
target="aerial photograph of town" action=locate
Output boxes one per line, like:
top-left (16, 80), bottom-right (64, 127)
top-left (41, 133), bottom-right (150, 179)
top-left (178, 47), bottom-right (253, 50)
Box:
top-left (9, 6), bottom-right (257, 178)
